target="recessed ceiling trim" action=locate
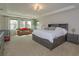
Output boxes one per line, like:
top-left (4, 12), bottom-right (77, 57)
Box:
top-left (0, 10), bottom-right (37, 19)
top-left (40, 5), bottom-right (75, 17)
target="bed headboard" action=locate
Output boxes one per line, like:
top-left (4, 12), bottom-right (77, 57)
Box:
top-left (48, 24), bottom-right (68, 30)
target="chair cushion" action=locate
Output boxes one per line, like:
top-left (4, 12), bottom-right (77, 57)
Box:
top-left (20, 28), bottom-right (29, 30)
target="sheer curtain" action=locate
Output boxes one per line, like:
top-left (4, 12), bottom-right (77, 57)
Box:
top-left (10, 20), bottom-right (32, 30)
top-left (10, 20), bottom-right (18, 35)
top-left (10, 20), bottom-right (18, 30)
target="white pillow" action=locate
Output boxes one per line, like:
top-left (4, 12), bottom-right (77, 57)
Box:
top-left (55, 27), bottom-right (67, 36)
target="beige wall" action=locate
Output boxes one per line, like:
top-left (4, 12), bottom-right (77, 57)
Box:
top-left (38, 8), bottom-right (79, 34)
top-left (0, 15), bottom-right (8, 30)
top-left (0, 15), bottom-right (16, 36)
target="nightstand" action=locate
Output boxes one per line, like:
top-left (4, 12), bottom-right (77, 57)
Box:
top-left (67, 33), bottom-right (79, 44)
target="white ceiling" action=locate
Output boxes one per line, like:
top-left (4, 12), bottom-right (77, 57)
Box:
top-left (0, 3), bottom-right (79, 19)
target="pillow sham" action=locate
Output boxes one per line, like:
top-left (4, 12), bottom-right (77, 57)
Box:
top-left (48, 27), bottom-right (56, 30)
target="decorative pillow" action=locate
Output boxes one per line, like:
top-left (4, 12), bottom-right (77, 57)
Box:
top-left (20, 28), bottom-right (29, 30)
top-left (48, 27), bottom-right (56, 30)
top-left (44, 27), bottom-right (49, 30)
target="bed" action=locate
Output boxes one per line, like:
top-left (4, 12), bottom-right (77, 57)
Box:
top-left (32, 24), bottom-right (68, 50)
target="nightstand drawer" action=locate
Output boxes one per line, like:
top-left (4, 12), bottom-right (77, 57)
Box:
top-left (67, 34), bottom-right (79, 44)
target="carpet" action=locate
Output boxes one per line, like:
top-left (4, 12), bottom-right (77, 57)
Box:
top-left (4, 34), bottom-right (79, 56)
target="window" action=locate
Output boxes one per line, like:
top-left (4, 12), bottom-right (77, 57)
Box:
top-left (10, 20), bottom-right (18, 30)
top-left (36, 22), bottom-right (40, 29)
top-left (27, 21), bottom-right (31, 28)
top-left (10, 19), bottom-right (39, 30)
top-left (20, 21), bottom-right (26, 28)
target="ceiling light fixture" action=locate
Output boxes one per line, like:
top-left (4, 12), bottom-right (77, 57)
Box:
top-left (33, 3), bottom-right (43, 11)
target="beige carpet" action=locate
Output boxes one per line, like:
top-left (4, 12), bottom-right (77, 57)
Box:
top-left (4, 34), bottom-right (79, 56)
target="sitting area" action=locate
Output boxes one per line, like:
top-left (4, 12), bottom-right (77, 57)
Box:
top-left (16, 28), bottom-right (32, 36)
